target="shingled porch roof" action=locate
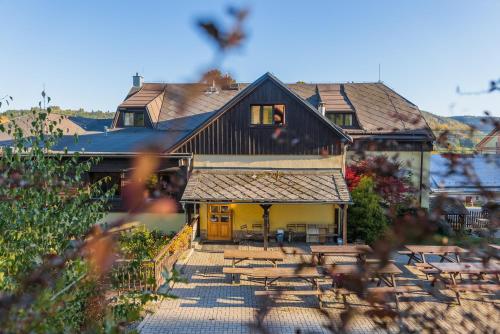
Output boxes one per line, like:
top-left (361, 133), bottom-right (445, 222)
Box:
top-left (181, 168), bottom-right (352, 204)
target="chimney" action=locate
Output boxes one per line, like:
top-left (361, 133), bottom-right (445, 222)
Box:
top-left (133, 72), bottom-right (143, 88)
top-left (315, 85), bottom-right (326, 116)
top-left (318, 102), bottom-right (326, 116)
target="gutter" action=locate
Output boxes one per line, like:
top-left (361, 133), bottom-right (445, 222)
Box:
top-left (48, 151), bottom-right (193, 158)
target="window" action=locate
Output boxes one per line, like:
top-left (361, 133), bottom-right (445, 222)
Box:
top-left (135, 112), bottom-right (145, 126)
top-left (326, 112), bottom-right (354, 127)
top-left (250, 104), bottom-right (285, 126)
top-left (123, 112), bottom-right (134, 126)
top-left (122, 111), bottom-right (145, 127)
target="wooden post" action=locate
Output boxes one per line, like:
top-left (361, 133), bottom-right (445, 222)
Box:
top-left (260, 204), bottom-right (272, 250)
top-left (342, 204), bottom-right (348, 245)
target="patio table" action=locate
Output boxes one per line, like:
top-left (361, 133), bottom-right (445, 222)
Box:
top-left (403, 245), bottom-right (468, 265)
top-left (223, 249), bottom-right (284, 268)
top-left (430, 262), bottom-right (500, 304)
top-left (430, 262), bottom-right (500, 284)
top-left (324, 263), bottom-right (402, 288)
top-left (310, 245), bottom-right (373, 265)
top-left (239, 266), bottom-right (324, 289)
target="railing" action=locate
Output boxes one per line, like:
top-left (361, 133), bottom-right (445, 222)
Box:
top-left (111, 215), bottom-right (199, 292)
top-left (445, 209), bottom-right (489, 231)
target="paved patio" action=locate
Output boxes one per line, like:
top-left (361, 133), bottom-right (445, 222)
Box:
top-left (138, 244), bottom-right (499, 334)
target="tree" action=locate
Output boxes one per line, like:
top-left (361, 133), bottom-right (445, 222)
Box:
top-left (0, 92), bottom-right (114, 331)
top-left (347, 176), bottom-right (388, 244)
top-left (346, 156), bottom-right (414, 206)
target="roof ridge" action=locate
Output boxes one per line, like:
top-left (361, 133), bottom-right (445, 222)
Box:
top-left (167, 72), bottom-right (352, 152)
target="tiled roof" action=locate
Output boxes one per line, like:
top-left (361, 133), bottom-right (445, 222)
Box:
top-left (342, 83), bottom-right (430, 135)
top-left (430, 154), bottom-right (500, 191)
top-left (117, 77), bottom-right (431, 141)
top-left (181, 168), bottom-right (351, 203)
top-left (49, 128), bottom-right (188, 153)
top-left (0, 113), bottom-right (88, 142)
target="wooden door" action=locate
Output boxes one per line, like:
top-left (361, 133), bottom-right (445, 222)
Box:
top-left (207, 204), bottom-right (232, 240)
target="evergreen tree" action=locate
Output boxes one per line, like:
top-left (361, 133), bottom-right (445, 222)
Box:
top-left (347, 176), bottom-right (387, 244)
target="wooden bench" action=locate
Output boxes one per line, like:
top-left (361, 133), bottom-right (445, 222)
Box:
top-left (413, 262), bottom-right (439, 280)
top-left (446, 284), bottom-right (500, 305)
top-left (255, 290), bottom-right (324, 308)
top-left (223, 250), bottom-right (284, 268)
top-left (223, 266), bottom-right (323, 286)
top-left (223, 267), bottom-right (253, 283)
top-left (367, 286), bottom-right (423, 311)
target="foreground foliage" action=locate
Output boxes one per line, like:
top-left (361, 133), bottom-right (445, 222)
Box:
top-left (0, 94), bottom-right (116, 332)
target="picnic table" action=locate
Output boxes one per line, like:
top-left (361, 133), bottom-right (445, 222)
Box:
top-left (402, 245), bottom-right (468, 265)
top-left (245, 267), bottom-right (326, 307)
top-left (310, 245), bottom-right (373, 265)
top-left (223, 250), bottom-right (284, 268)
top-left (325, 263), bottom-right (402, 288)
top-left (430, 262), bottom-right (500, 304)
top-left (223, 266), bottom-right (323, 288)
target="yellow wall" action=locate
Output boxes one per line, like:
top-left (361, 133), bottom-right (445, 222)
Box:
top-left (199, 203), bottom-right (338, 239)
top-left (193, 154), bottom-right (344, 170)
top-left (347, 151), bottom-right (430, 208)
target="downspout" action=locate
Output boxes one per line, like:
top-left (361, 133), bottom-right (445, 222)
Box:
top-left (419, 145), bottom-right (424, 207)
top-left (342, 141), bottom-right (349, 175)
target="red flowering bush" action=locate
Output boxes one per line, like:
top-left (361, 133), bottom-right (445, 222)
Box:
top-left (346, 156), bottom-right (414, 206)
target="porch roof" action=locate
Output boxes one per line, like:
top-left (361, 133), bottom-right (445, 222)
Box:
top-left (181, 167), bottom-right (352, 204)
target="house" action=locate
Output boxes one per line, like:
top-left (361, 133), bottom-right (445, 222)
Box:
top-left (430, 154), bottom-right (500, 207)
top-left (476, 127), bottom-right (500, 154)
top-left (316, 83), bottom-right (433, 207)
top-left (0, 72), bottom-right (434, 244)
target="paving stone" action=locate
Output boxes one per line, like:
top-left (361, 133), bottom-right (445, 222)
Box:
top-left (139, 244), bottom-right (499, 333)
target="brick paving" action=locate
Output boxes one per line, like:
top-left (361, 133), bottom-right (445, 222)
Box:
top-left (138, 244), bottom-right (499, 334)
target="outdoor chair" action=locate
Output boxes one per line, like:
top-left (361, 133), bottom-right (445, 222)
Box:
top-left (238, 224), bottom-right (254, 249)
top-left (252, 223), bottom-right (264, 238)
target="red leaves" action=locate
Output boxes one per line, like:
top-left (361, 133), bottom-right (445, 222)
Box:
top-left (346, 156), bottom-right (414, 205)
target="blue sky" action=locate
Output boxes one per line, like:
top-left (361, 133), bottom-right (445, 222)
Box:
top-left (0, 0), bottom-right (499, 117)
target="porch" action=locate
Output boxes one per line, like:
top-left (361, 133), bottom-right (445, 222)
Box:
top-left (181, 167), bottom-right (352, 248)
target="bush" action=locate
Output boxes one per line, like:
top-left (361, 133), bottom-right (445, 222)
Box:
top-left (118, 227), bottom-right (172, 262)
top-left (347, 177), bottom-right (388, 244)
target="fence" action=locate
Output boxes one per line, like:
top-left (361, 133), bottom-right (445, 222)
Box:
top-left (445, 208), bottom-right (489, 231)
top-left (112, 215), bottom-right (199, 292)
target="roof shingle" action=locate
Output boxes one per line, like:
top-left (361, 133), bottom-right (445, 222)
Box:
top-left (181, 168), bottom-right (351, 203)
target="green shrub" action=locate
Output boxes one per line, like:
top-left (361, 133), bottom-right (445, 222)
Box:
top-left (118, 227), bottom-right (172, 262)
top-left (347, 177), bottom-right (388, 244)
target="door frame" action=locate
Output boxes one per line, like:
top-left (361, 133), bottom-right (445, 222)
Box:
top-left (207, 204), bottom-right (233, 241)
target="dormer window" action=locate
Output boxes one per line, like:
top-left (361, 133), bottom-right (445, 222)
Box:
top-left (250, 104), bottom-right (285, 126)
top-left (123, 111), bottom-right (145, 127)
top-left (326, 112), bottom-right (353, 127)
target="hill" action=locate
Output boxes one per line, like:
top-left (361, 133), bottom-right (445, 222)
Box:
top-left (420, 111), bottom-right (485, 152)
top-left (2, 107), bottom-right (115, 120)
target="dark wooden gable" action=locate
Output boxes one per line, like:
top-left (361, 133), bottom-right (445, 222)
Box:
top-left (173, 78), bottom-right (346, 155)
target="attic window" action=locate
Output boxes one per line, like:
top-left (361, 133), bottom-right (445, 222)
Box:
top-left (326, 112), bottom-right (353, 127)
top-left (123, 111), bottom-right (145, 127)
top-left (250, 104), bottom-right (285, 126)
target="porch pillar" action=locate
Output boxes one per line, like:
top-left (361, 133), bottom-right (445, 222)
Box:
top-left (260, 204), bottom-right (272, 250)
top-left (342, 204), bottom-right (348, 244)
